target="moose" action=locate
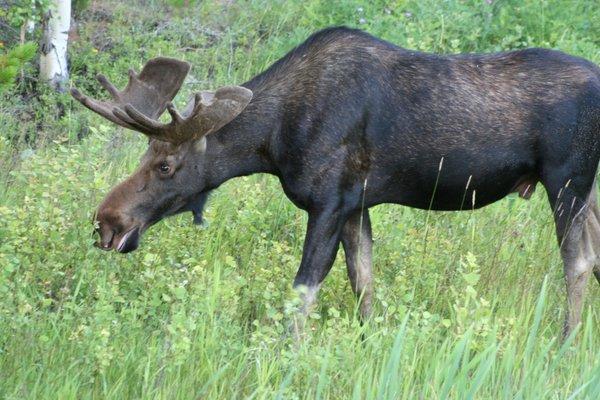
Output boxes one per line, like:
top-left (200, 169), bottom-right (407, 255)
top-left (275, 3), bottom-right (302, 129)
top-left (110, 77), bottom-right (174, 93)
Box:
top-left (72, 27), bottom-right (600, 338)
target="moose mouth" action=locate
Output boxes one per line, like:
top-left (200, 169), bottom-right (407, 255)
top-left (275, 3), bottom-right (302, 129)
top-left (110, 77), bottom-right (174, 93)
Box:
top-left (96, 226), bottom-right (141, 254)
top-left (116, 227), bottom-right (141, 253)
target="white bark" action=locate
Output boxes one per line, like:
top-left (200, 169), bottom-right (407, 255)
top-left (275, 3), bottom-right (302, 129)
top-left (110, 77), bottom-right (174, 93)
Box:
top-left (40, 0), bottom-right (71, 90)
top-left (26, 2), bottom-right (37, 35)
top-left (27, 20), bottom-right (35, 34)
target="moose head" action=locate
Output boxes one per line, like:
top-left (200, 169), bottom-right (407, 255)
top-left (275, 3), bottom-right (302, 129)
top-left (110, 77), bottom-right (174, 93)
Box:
top-left (72, 58), bottom-right (252, 253)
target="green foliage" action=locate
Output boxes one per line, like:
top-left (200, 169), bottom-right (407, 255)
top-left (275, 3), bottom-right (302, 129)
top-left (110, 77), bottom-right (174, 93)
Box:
top-left (0, 42), bottom-right (37, 93)
top-left (72, 0), bottom-right (91, 13)
top-left (0, 0), bottom-right (599, 398)
top-left (0, 0), bottom-right (50, 30)
top-left (166, 0), bottom-right (200, 8)
top-left (0, 0), bottom-right (50, 94)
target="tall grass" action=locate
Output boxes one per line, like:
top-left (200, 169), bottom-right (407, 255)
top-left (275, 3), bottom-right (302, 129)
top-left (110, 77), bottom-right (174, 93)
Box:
top-left (1, 0), bottom-right (600, 398)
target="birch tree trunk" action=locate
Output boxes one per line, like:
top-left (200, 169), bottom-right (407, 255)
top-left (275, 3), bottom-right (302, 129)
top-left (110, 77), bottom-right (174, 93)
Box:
top-left (40, 0), bottom-right (71, 91)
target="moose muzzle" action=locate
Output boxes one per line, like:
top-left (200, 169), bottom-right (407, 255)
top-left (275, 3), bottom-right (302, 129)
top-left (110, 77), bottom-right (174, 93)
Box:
top-left (95, 219), bottom-right (141, 253)
top-left (94, 179), bottom-right (146, 253)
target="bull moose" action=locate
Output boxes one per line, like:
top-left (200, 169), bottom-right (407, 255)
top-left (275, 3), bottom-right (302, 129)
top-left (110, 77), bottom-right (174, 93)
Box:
top-left (71, 27), bottom-right (600, 338)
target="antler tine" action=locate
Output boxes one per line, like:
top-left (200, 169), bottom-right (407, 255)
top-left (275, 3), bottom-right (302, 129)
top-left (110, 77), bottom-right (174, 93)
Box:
top-left (96, 74), bottom-right (121, 99)
top-left (112, 106), bottom-right (156, 136)
top-left (70, 87), bottom-right (135, 130)
top-left (116, 102), bottom-right (184, 143)
top-left (166, 102), bottom-right (184, 124)
top-left (120, 104), bottom-right (168, 132)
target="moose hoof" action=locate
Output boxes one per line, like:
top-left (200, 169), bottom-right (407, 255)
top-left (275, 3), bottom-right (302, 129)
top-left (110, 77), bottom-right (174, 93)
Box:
top-left (192, 214), bottom-right (208, 228)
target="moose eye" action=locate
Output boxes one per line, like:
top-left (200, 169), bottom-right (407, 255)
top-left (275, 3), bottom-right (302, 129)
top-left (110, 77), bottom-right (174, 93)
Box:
top-left (159, 162), bottom-right (171, 174)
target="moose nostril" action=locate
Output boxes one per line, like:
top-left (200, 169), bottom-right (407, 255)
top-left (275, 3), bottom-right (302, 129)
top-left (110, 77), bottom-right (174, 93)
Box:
top-left (99, 228), bottom-right (115, 249)
top-left (94, 216), bottom-right (117, 249)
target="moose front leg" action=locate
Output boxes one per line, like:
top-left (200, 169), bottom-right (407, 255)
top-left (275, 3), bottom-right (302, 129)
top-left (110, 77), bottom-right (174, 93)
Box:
top-left (291, 207), bottom-right (348, 338)
top-left (188, 192), bottom-right (209, 225)
top-left (341, 209), bottom-right (373, 321)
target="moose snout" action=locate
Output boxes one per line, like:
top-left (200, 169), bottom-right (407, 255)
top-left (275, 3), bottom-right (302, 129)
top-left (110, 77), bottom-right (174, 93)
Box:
top-left (94, 207), bottom-right (122, 250)
top-left (94, 206), bottom-right (141, 253)
top-left (95, 220), bottom-right (115, 250)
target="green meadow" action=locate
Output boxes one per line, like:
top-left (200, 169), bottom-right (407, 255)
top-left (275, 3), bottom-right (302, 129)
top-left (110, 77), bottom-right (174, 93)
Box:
top-left (1, 0), bottom-right (600, 398)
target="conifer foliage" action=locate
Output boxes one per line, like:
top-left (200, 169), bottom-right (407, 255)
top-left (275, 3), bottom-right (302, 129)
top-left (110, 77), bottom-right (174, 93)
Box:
top-left (0, 42), bottom-right (37, 93)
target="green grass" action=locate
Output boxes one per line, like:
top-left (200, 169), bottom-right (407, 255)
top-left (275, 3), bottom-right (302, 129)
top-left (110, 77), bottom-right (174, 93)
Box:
top-left (1, 0), bottom-right (600, 398)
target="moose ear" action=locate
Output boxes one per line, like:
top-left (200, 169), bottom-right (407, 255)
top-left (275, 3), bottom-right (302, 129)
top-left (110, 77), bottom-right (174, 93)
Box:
top-left (186, 86), bottom-right (253, 136)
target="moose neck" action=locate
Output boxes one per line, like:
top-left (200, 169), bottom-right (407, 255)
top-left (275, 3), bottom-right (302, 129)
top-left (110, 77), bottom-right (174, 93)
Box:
top-left (203, 90), bottom-right (279, 189)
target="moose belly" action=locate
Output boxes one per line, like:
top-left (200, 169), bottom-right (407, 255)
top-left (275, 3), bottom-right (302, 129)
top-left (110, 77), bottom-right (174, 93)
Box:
top-left (379, 155), bottom-right (538, 211)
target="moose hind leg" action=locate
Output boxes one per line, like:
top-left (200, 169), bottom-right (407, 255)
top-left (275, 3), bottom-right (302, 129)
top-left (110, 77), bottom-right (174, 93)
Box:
top-left (546, 178), bottom-right (597, 338)
top-left (585, 191), bottom-right (600, 285)
top-left (341, 209), bottom-right (373, 321)
top-left (559, 200), bottom-right (593, 338)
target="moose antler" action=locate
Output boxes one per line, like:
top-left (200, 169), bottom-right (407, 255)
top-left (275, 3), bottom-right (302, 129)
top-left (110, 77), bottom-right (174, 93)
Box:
top-left (71, 57), bottom-right (253, 144)
top-left (113, 86), bottom-right (253, 144)
top-left (71, 57), bottom-right (190, 134)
